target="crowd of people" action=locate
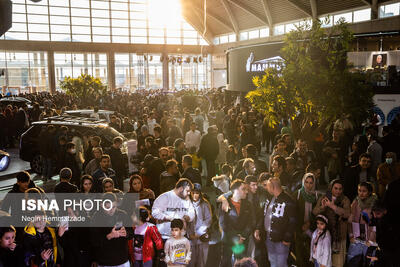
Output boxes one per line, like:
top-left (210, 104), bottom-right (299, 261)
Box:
top-left (0, 89), bottom-right (399, 267)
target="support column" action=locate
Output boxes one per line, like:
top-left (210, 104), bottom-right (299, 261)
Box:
top-left (107, 52), bottom-right (116, 91)
top-left (162, 52), bottom-right (169, 90)
top-left (47, 51), bottom-right (56, 94)
top-left (371, 0), bottom-right (378, 20)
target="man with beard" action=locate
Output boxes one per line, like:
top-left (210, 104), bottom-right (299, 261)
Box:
top-left (152, 179), bottom-right (195, 266)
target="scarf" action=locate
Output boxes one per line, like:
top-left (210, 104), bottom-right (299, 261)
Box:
top-left (356, 194), bottom-right (377, 211)
top-left (299, 186), bottom-right (317, 204)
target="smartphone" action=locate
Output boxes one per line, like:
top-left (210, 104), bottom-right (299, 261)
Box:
top-left (115, 221), bottom-right (123, 230)
top-left (325, 191), bottom-right (332, 201)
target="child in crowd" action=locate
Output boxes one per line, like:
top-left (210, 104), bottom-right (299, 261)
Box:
top-left (0, 226), bottom-right (22, 266)
top-left (310, 215), bottom-right (331, 267)
top-left (129, 206), bottom-right (163, 267)
top-left (189, 146), bottom-right (202, 170)
top-left (23, 212), bottom-right (60, 267)
top-left (164, 219), bottom-right (191, 266)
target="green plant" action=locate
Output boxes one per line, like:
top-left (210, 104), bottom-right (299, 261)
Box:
top-left (59, 74), bottom-right (107, 104)
top-left (246, 19), bottom-right (374, 140)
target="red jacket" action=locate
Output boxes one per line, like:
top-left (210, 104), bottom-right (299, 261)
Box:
top-left (128, 223), bottom-right (164, 263)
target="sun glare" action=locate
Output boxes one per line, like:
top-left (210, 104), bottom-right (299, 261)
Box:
top-left (148, 0), bottom-right (183, 29)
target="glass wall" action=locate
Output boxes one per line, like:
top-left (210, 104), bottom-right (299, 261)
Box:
top-left (115, 53), bottom-right (162, 91)
top-left (379, 2), bottom-right (400, 18)
top-left (4, 0), bottom-right (209, 45)
top-left (54, 52), bottom-right (107, 89)
top-left (169, 55), bottom-right (211, 90)
top-left (0, 51), bottom-right (48, 94)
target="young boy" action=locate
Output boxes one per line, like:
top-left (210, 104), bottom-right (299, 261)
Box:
top-left (164, 219), bottom-right (191, 266)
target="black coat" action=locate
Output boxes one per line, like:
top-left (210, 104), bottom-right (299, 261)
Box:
top-left (181, 167), bottom-right (202, 185)
top-left (64, 152), bottom-right (81, 185)
top-left (107, 146), bottom-right (126, 179)
top-left (343, 165), bottom-right (374, 202)
top-left (258, 191), bottom-right (297, 243)
top-left (198, 133), bottom-right (219, 161)
top-left (219, 197), bottom-right (255, 244)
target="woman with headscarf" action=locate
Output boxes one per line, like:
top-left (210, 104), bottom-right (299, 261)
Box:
top-left (294, 173), bottom-right (320, 267)
top-left (313, 179), bottom-right (350, 267)
top-left (347, 182), bottom-right (377, 267)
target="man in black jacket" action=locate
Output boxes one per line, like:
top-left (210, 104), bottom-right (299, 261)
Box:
top-left (148, 147), bottom-right (169, 197)
top-left (343, 153), bottom-right (373, 201)
top-left (219, 179), bottom-right (256, 267)
top-left (92, 155), bottom-right (117, 193)
top-left (181, 154), bottom-right (201, 184)
top-left (107, 137), bottom-right (126, 190)
top-left (198, 126), bottom-right (219, 185)
top-left (91, 192), bottom-right (133, 267)
top-left (255, 177), bottom-right (296, 267)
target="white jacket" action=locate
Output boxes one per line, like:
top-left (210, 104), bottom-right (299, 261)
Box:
top-left (152, 190), bottom-right (195, 239)
top-left (310, 229), bottom-right (332, 267)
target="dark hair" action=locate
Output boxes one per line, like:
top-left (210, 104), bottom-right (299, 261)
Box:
top-left (59, 168), bottom-right (72, 180)
top-left (113, 136), bottom-right (123, 144)
top-left (372, 200), bottom-right (386, 212)
top-left (314, 215), bottom-right (328, 245)
top-left (244, 175), bottom-right (257, 184)
top-left (171, 218), bottom-right (184, 230)
top-left (102, 192), bottom-right (117, 202)
top-left (16, 171), bottom-right (30, 183)
top-left (101, 154), bottom-right (111, 161)
top-left (245, 144), bottom-right (257, 157)
top-left (80, 175), bottom-right (93, 192)
top-left (92, 136), bottom-right (101, 144)
top-left (145, 136), bottom-right (154, 144)
top-left (233, 257), bottom-right (258, 267)
top-left (222, 164), bottom-right (232, 175)
top-left (306, 162), bottom-right (320, 173)
top-left (358, 181), bottom-right (373, 194)
top-left (166, 159), bottom-right (178, 169)
top-left (139, 206), bottom-right (150, 222)
top-left (285, 156), bottom-right (296, 165)
top-left (58, 135), bottom-right (67, 143)
top-left (129, 174), bottom-right (143, 193)
top-left (243, 158), bottom-right (254, 169)
top-left (154, 126), bottom-right (162, 134)
top-left (0, 226), bottom-right (16, 239)
top-left (359, 153), bottom-right (372, 161)
top-left (258, 172), bottom-right (271, 183)
top-left (66, 142), bottom-right (75, 150)
top-left (273, 155), bottom-right (286, 170)
top-left (182, 154), bottom-right (192, 166)
top-left (230, 179), bottom-right (245, 191)
top-left (175, 178), bottom-right (193, 190)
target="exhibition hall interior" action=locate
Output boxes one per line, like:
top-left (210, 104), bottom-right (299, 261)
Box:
top-left (0, 0), bottom-right (400, 267)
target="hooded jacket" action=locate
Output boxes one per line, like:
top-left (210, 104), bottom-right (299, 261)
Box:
top-left (127, 223), bottom-right (163, 263)
top-left (23, 223), bottom-right (58, 267)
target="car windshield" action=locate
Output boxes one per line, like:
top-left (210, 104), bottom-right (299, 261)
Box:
top-left (98, 126), bottom-right (126, 141)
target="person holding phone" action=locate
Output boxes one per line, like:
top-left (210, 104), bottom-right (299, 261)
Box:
top-left (23, 212), bottom-right (60, 267)
top-left (313, 179), bottom-right (350, 267)
top-left (90, 192), bottom-right (134, 267)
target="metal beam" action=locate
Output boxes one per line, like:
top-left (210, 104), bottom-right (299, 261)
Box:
top-left (190, 4), bottom-right (235, 32)
top-left (182, 9), bottom-right (214, 45)
top-left (260, 0), bottom-right (273, 27)
top-left (360, 0), bottom-right (371, 6)
top-left (286, 0), bottom-right (312, 17)
top-left (309, 0), bottom-right (318, 19)
top-left (220, 0), bottom-right (239, 34)
top-left (227, 0), bottom-right (268, 25)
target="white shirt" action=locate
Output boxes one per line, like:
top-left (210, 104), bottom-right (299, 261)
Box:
top-left (185, 130), bottom-right (201, 151)
top-left (148, 118), bottom-right (157, 136)
top-left (152, 190), bottom-right (195, 239)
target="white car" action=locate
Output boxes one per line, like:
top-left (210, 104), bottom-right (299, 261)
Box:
top-left (64, 109), bottom-right (115, 123)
